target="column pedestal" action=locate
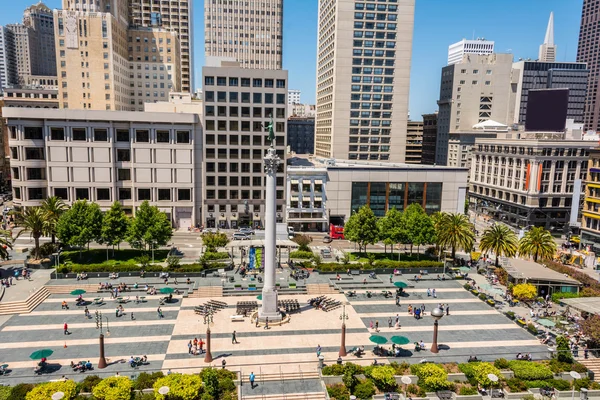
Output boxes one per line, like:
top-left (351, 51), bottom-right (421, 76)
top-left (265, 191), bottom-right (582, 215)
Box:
top-left (258, 288), bottom-right (281, 321)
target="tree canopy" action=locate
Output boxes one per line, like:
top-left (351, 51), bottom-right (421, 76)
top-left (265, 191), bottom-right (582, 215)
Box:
top-left (518, 226), bottom-right (556, 262)
top-left (344, 205), bottom-right (379, 253)
top-left (56, 200), bottom-right (103, 251)
top-left (127, 201), bottom-right (172, 250)
top-left (479, 224), bottom-right (518, 267)
top-left (101, 202), bottom-right (130, 253)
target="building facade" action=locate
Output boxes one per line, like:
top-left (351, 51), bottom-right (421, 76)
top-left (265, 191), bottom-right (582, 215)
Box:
top-left (3, 107), bottom-right (202, 228)
top-left (582, 148), bottom-right (600, 248)
top-left (0, 26), bottom-right (17, 90)
top-left (406, 120), bottom-right (422, 164)
top-left (286, 158), bottom-right (328, 232)
top-left (287, 117), bottom-right (315, 155)
top-left (288, 103), bottom-right (316, 118)
top-left (129, 0), bottom-right (194, 93)
top-left (512, 61), bottom-right (588, 126)
top-left (436, 53), bottom-right (515, 165)
top-left (447, 38), bottom-right (494, 66)
top-left (421, 112), bottom-right (437, 165)
top-left (469, 137), bottom-right (593, 231)
top-left (315, 0), bottom-right (414, 162)
top-left (204, 0), bottom-right (283, 70)
top-left (202, 62), bottom-right (288, 229)
top-left (288, 89), bottom-right (300, 104)
top-left (577, 0), bottom-right (600, 131)
top-left (22, 2), bottom-right (56, 78)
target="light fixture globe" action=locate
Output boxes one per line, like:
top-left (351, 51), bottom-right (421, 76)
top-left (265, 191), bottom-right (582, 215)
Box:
top-left (431, 307), bottom-right (444, 320)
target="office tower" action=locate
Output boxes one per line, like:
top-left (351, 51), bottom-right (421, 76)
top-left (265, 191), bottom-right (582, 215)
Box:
top-left (315, 0), bottom-right (415, 162)
top-left (436, 53), bottom-right (514, 165)
top-left (7, 24), bottom-right (32, 80)
top-left (22, 2), bottom-right (56, 77)
top-left (201, 61), bottom-right (288, 229)
top-left (0, 27), bottom-right (17, 90)
top-left (577, 0), bottom-right (600, 131)
top-left (448, 38), bottom-right (494, 66)
top-left (421, 112), bottom-right (438, 165)
top-left (405, 120), bottom-right (423, 164)
top-left (539, 12), bottom-right (556, 63)
top-left (204, 0), bottom-right (283, 70)
top-left (512, 60), bottom-right (588, 126)
top-left (129, 0), bottom-right (194, 93)
top-left (287, 117), bottom-right (315, 154)
top-left (288, 89), bottom-right (301, 104)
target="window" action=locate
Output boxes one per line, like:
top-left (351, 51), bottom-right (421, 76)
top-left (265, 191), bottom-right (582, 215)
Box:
top-left (94, 129), bottom-right (108, 142)
top-left (158, 189), bottom-right (171, 200)
top-left (25, 148), bottom-right (44, 160)
top-left (50, 128), bottom-right (65, 141)
top-left (116, 129), bottom-right (129, 142)
top-left (176, 131), bottom-right (190, 144)
top-left (12, 168), bottom-right (19, 180)
top-left (157, 131), bottom-right (170, 143)
top-left (97, 188), bottom-right (110, 201)
top-left (119, 188), bottom-right (131, 200)
top-left (217, 76), bottom-right (226, 86)
top-left (253, 78), bottom-right (262, 87)
top-left (27, 168), bottom-right (45, 180)
top-left (276, 94), bottom-right (285, 104)
top-left (54, 188), bottom-right (68, 200)
top-left (117, 149), bottom-right (131, 162)
top-left (178, 189), bottom-right (191, 201)
top-left (136, 130), bottom-right (149, 142)
top-left (229, 92), bottom-right (238, 102)
top-left (253, 93), bottom-right (262, 103)
top-left (75, 188), bottom-right (89, 200)
top-left (117, 168), bottom-right (131, 181)
top-left (24, 127), bottom-right (43, 140)
top-left (13, 188), bottom-right (21, 199)
top-left (276, 79), bottom-right (286, 88)
top-left (138, 188), bottom-right (151, 200)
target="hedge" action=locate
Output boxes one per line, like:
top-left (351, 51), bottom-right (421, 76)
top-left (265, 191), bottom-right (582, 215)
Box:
top-left (317, 260), bottom-right (443, 272)
top-left (290, 250), bottom-right (315, 259)
top-left (26, 381), bottom-right (77, 400)
top-left (201, 252), bottom-right (230, 261)
top-left (60, 262), bottom-right (226, 274)
top-left (154, 374), bottom-right (203, 400)
top-left (508, 360), bottom-right (553, 381)
top-left (92, 376), bottom-right (132, 400)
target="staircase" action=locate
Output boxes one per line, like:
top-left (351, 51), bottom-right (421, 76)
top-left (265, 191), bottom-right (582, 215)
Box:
top-left (580, 358), bottom-right (600, 381)
top-left (45, 284), bottom-right (98, 295)
top-left (306, 283), bottom-right (337, 295)
top-left (0, 286), bottom-right (50, 315)
top-left (241, 371), bottom-right (320, 383)
top-left (189, 286), bottom-right (223, 298)
top-left (242, 392), bottom-right (326, 400)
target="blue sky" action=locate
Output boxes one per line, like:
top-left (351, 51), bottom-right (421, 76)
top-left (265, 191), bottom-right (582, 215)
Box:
top-left (2, 0), bottom-right (583, 118)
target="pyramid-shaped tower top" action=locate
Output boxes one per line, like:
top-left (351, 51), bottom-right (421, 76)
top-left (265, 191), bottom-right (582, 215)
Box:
top-left (539, 12), bottom-right (556, 62)
top-left (544, 12), bottom-right (554, 46)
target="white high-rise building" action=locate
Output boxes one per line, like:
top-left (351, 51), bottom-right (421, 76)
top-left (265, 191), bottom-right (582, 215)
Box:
top-left (0, 26), bottom-right (17, 90)
top-left (315, 0), bottom-right (415, 162)
top-left (288, 89), bottom-right (301, 104)
top-left (448, 38), bottom-right (495, 65)
top-left (539, 12), bottom-right (556, 63)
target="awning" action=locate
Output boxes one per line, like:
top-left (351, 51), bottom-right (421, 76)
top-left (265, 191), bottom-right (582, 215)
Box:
top-left (229, 216), bottom-right (237, 220)
top-left (218, 216), bottom-right (226, 221)
top-left (290, 196), bottom-right (299, 201)
top-left (291, 179), bottom-right (299, 184)
top-left (315, 180), bottom-right (323, 184)
top-left (314, 196), bottom-right (322, 201)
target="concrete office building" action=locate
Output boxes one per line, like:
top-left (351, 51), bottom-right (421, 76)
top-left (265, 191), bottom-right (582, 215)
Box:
top-left (7, 24), bottom-right (32, 81)
top-left (3, 107), bottom-right (202, 228)
top-left (0, 27), bottom-right (17, 91)
top-left (447, 38), bottom-right (494, 66)
top-left (22, 2), bottom-right (56, 77)
top-left (406, 120), bottom-right (422, 164)
top-left (202, 61), bottom-right (288, 229)
top-left (315, 0), bottom-right (414, 162)
top-left (288, 103), bottom-right (316, 118)
top-left (469, 136), bottom-right (594, 231)
top-left (436, 53), bottom-right (515, 165)
top-left (447, 120), bottom-right (506, 169)
top-left (577, 0), bottom-right (600, 131)
top-left (129, 0), bottom-right (194, 93)
top-left (288, 89), bottom-right (301, 104)
top-left (128, 28), bottom-right (181, 111)
top-left (581, 148), bottom-right (600, 248)
top-left (287, 117), bottom-right (315, 155)
top-left (421, 112), bottom-right (437, 165)
top-left (539, 12), bottom-right (556, 63)
top-left (512, 60), bottom-right (588, 126)
top-left (204, 0), bottom-right (283, 70)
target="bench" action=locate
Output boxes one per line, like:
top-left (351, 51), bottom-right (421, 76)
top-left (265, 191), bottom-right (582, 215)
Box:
top-left (230, 315), bottom-right (244, 321)
top-left (350, 270), bottom-right (361, 276)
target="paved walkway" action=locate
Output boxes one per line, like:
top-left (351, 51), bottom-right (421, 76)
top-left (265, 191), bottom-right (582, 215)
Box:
top-left (0, 268), bottom-right (52, 302)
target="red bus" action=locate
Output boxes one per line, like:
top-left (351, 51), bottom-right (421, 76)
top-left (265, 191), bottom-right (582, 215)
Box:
top-left (329, 224), bottom-right (345, 239)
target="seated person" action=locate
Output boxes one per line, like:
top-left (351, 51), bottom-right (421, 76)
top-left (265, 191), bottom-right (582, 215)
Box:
top-left (186, 277), bottom-right (191, 285)
top-left (129, 356), bottom-right (136, 367)
top-left (419, 340), bottom-right (425, 349)
top-left (369, 272), bottom-right (376, 279)
top-left (61, 301), bottom-right (69, 309)
top-left (85, 360), bottom-right (92, 370)
top-left (141, 355), bottom-right (147, 364)
top-left (516, 352), bottom-right (523, 359)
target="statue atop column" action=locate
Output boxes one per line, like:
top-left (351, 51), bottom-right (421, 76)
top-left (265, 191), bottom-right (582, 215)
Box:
top-left (264, 114), bottom-right (275, 147)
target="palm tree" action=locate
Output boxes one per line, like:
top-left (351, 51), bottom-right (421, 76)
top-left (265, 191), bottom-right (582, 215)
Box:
top-left (436, 213), bottom-right (475, 261)
top-left (13, 207), bottom-right (46, 259)
top-left (41, 196), bottom-right (68, 244)
top-left (0, 230), bottom-right (13, 260)
top-left (518, 226), bottom-right (556, 262)
top-left (479, 224), bottom-right (518, 267)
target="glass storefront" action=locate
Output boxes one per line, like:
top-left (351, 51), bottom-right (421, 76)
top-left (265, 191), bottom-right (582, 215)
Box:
top-left (425, 183), bottom-right (442, 214)
top-left (389, 183), bottom-right (405, 211)
top-left (369, 182), bottom-right (387, 217)
top-left (350, 181), bottom-right (443, 215)
top-left (351, 182), bottom-right (369, 214)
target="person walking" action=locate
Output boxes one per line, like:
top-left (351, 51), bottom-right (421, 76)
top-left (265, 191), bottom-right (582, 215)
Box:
top-left (157, 307), bottom-right (164, 318)
top-left (264, 317), bottom-right (269, 330)
top-left (63, 322), bottom-right (69, 335)
top-left (375, 320), bottom-right (379, 332)
top-left (388, 317), bottom-right (392, 328)
top-left (369, 320), bottom-right (374, 330)
top-left (232, 330), bottom-right (238, 344)
top-left (395, 314), bottom-right (399, 325)
top-left (199, 338), bottom-right (204, 354)
top-left (317, 344), bottom-right (322, 357)
top-left (84, 307), bottom-right (90, 319)
top-left (446, 304), bottom-right (450, 316)
top-left (421, 304), bottom-right (425, 313)
top-left (427, 288), bottom-right (431, 297)
top-left (222, 359), bottom-right (226, 369)
top-left (395, 296), bottom-right (400, 306)
top-left (188, 340), bottom-right (192, 354)
top-left (131, 312), bottom-right (135, 320)
top-left (432, 288), bottom-right (437, 298)
top-left (249, 372), bottom-right (255, 389)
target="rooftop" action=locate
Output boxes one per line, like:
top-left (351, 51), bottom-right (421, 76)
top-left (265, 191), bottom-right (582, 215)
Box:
top-left (561, 297), bottom-right (600, 315)
top-left (505, 258), bottom-right (581, 285)
top-left (287, 156), bottom-right (467, 172)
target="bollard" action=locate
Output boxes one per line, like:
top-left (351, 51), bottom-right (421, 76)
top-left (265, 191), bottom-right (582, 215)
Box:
top-left (580, 388), bottom-right (588, 400)
top-left (318, 355), bottom-right (324, 369)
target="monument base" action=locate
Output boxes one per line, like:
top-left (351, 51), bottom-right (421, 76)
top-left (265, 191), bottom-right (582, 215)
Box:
top-left (258, 288), bottom-right (282, 322)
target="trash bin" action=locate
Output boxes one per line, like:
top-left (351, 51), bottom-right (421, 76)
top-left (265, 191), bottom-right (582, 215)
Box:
top-left (580, 388), bottom-right (588, 400)
top-left (318, 355), bottom-right (324, 369)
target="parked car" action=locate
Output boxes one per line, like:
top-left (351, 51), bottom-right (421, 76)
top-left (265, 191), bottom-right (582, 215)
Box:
top-left (232, 233), bottom-right (250, 240)
top-left (239, 227), bottom-right (255, 236)
top-left (323, 235), bottom-right (332, 243)
top-left (320, 248), bottom-right (332, 258)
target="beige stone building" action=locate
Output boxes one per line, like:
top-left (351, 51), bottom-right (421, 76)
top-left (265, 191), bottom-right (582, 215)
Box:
top-left (4, 107), bottom-right (202, 227)
top-left (202, 61), bottom-right (288, 229)
top-left (315, 0), bottom-right (414, 162)
top-left (128, 28), bottom-right (180, 111)
top-left (204, 0), bottom-right (283, 70)
top-left (129, 0), bottom-right (193, 93)
top-left (406, 120), bottom-right (422, 164)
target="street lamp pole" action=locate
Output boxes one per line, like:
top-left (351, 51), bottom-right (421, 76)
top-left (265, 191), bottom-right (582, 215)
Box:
top-left (430, 307), bottom-right (444, 354)
top-left (95, 311), bottom-right (110, 368)
top-left (203, 308), bottom-right (214, 363)
top-left (339, 303), bottom-right (349, 357)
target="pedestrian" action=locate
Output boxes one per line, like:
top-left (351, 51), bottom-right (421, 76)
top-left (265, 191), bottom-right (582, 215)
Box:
top-left (369, 320), bottom-right (374, 330)
top-left (249, 372), bottom-right (256, 389)
top-left (395, 296), bottom-right (400, 306)
top-left (84, 307), bottom-right (90, 318)
top-left (421, 304), bottom-right (425, 313)
top-left (9, 277), bottom-right (12, 286)
top-left (63, 322), bottom-right (69, 335)
top-left (389, 274), bottom-right (393, 283)
top-left (317, 344), bottom-right (322, 357)
top-left (188, 340), bottom-right (192, 354)
top-left (131, 312), bottom-right (135, 320)
top-left (375, 320), bottom-right (379, 332)
top-left (433, 288), bottom-right (437, 298)
top-left (222, 359), bottom-right (227, 369)
top-left (446, 304), bottom-right (450, 316)
top-left (264, 317), bottom-right (269, 330)
top-left (199, 338), bottom-right (204, 353)
top-left (427, 288), bottom-right (431, 297)
top-left (157, 307), bottom-right (163, 318)
top-left (232, 330), bottom-right (238, 344)
top-left (388, 317), bottom-right (392, 328)
top-left (255, 317), bottom-right (259, 327)
top-left (395, 314), bottom-right (399, 325)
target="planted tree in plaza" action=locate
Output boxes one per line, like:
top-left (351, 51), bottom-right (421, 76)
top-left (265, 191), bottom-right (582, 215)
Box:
top-left (41, 196), bottom-right (69, 244)
top-left (0, 230), bottom-right (13, 261)
top-left (56, 200), bottom-right (103, 257)
top-left (13, 206), bottom-right (46, 259)
top-left (403, 203), bottom-right (436, 256)
top-left (377, 207), bottom-right (406, 254)
top-left (518, 226), bottom-right (556, 262)
top-left (101, 201), bottom-right (130, 255)
top-left (511, 283), bottom-right (537, 300)
top-left (201, 232), bottom-right (229, 253)
top-left (479, 224), bottom-right (518, 267)
top-left (127, 201), bottom-right (173, 251)
top-left (436, 212), bottom-right (475, 261)
top-left (344, 205), bottom-right (378, 253)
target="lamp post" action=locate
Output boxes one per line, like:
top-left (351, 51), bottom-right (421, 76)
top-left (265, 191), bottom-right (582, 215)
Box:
top-left (570, 371), bottom-right (581, 400)
top-left (430, 307), bottom-right (444, 354)
top-left (95, 311), bottom-right (110, 369)
top-left (203, 307), bottom-right (214, 363)
top-left (339, 303), bottom-right (349, 357)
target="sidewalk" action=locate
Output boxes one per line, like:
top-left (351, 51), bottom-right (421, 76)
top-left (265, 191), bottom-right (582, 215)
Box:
top-left (0, 268), bottom-right (52, 302)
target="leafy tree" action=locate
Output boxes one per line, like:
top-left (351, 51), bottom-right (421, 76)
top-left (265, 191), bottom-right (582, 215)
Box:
top-left (581, 315), bottom-right (600, 348)
top-left (201, 367), bottom-right (220, 398)
top-left (56, 200), bottom-right (103, 257)
top-left (293, 234), bottom-right (312, 251)
top-left (127, 201), bottom-right (172, 251)
top-left (512, 283), bottom-right (537, 300)
top-left (377, 207), bottom-right (405, 254)
top-left (41, 196), bottom-right (68, 244)
top-left (344, 205), bottom-right (378, 253)
top-left (201, 232), bottom-right (229, 252)
top-left (403, 204), bottom-right (435, 256)
top-left (101, 202), bottom-right (130, 255)
top-left (518, 226), bottom-right (556, 262)
top-left (13, 206), bottom-right (46, 259)
top-left (92, 376), bottom-right (132, 400)
top-left (479, 224), bottom-right (518, 267)
top-left (436, 213), bottom-right (475, 261)
top-left (555, 335), bottom-right (574, 363)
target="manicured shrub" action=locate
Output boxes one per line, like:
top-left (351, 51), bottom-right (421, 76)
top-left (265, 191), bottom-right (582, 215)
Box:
top-left (525, 379), bottom-right (570, 391)
top-left (389, 361), bottom-right (410, 375)
top-left (77, 375), bottom-right (103, 393)
top-left (505, 311), bottom-right (515, 320)
top-left (26, 381), bottom-right (77, 400)
top-left (0, 386), bottom-right (11, 400)
top-left (411, 363), bottom-right (454, 391)
top-left (200, 252), bottom-right (230, 261)
top-left (134, 372), bottom-right (164, 390)
top-left (505, 378), bottom-right (528, 393)
top-left (527, 323), bottom-right (538, 335)
top-left (322, 364), bottom-right (345, 376)
top-left (10, 384), bottom-right (36, 400)
top-left (458, 385), bottom-right (478, 395)
top-left (353, 379), bottom-right (376, 399)
top-left (494, 358), bottom-right (510, 370)
top-left (365, 365), bottom-right (397, 392)
top-left (289, 250), bottom-right (314, 259)
top-left (154, 374), bottom-right (203, 400)
top-left (327, 384), bottom-right (350, 400)
top-left (471, 363), bottom-right (502, 387)
top-left (92, 376), bottom-right (133, 400)
top-left (478, 293), bottom-right (487, 301)
top-left (574, 377), bottom-right (600, 390)
top-left (508, 360), bottom-right (553, 381)
top-left (407, 383), bottom-right (427, 397)
top-left (556, 335), bottom-right (574, 363)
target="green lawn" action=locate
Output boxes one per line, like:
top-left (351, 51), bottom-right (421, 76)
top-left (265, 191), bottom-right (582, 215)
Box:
top-left (61, 249), bottom-right (169, 266)
top-left (348, 251), bottom-right (436, 263)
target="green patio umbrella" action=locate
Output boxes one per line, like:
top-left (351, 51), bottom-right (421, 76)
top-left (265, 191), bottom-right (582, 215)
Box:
top-left (30, 349), bottom-right (53, 360)
top-left (369, 335), bottom-right (388, 345)
top-left (459, 267), bottom-right (471, 273)
top-left (70, 289), bottom-right (86, 296)
top-left (159, 287), bottom-right (175, 294)
top-left (256, 294), bottom-right (262, 301)
top-left (393, 282), bottom-right (408, 288)
top-left (536, 319), bottom-right (556, 328)
top-left (390, 336), bottom-right (411, 345)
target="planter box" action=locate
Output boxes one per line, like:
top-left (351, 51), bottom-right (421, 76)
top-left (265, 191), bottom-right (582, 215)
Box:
top-left (503, 390), bottom-right (533, 399)
top-left (455, 395), bottom-right (483, 400)
top-left (321, 375), bottom-right (343, 385)
top-left (289, 283), bottom-right (297, 288)
top-left (557, 371), bottom-right (588, 381)
top-left (499, 370), bottom-right (514, 380)
top-left (394, 375), bottom-right (418, 385)
top-left (516, 319), bottom-right (526, 327)
top-left (447, 372), bottom-right (469, 382)
top-left (555, 389), bottom-right (580, 398)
